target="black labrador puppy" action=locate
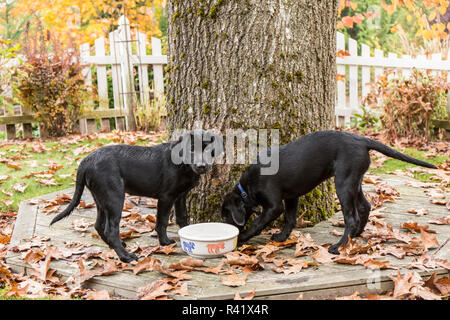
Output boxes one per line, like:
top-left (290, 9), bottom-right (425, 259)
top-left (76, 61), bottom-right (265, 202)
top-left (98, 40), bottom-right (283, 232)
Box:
top-left (221, 130), bottom-right (437, 254)
top-left (50, 130), bottom-right (220, 262)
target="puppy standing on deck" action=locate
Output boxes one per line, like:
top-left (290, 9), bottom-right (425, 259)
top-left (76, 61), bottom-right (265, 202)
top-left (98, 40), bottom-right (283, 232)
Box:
top-left (221, 130), bottom-right (437, 254)
top-left (50, 130), bottom-right (220, 262)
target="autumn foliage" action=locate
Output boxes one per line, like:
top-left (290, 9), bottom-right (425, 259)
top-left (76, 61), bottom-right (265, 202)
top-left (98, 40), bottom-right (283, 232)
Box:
top-left (338, 0), bottom-right (450, 56)
top-left (1, 0), bottom-right (167, 46)
top-left (14, 28), bottom-right (94, 137)
top-left (364, 68), bottom-right (450, 142)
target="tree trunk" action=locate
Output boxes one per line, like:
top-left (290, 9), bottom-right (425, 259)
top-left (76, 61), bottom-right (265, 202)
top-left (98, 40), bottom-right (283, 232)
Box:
top-left (167, 0), bottom-right (339, 225)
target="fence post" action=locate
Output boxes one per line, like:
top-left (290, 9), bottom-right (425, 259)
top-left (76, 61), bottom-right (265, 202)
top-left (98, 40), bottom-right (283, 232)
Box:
top-left (336, 32), bottom-right (346, 127)
top-left (79, 42), bottom-right (97, 134)
top-left (361, 44), bottom-right (370, 105)
top-left (95, 37), bottom-right (111, 131)
top-left (348, 38), bottom-right (358, 117)
top-left (447, 64), bottom-right (450, 116)
top-left (22, 107), bottom-right (33, 139)
top-left (137, 32), bottom-right (150, 107)
top-left (118, 15), bottom-right (137, 131)
top-left (151, 37), bottom-right (165, 96)
top-left (109, 30), bottom-right (126, 131)
top-left (401, 54), bottom-right (412, 78)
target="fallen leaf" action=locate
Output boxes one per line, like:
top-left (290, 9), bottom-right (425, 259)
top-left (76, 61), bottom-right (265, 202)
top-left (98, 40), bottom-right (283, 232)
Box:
top-left (86, 289), bottom-right (111, 300)
top-left (363, 259), bottom-right (395, 270)
top-left (78, 201), bottom-right (95, 209)
top-left (13, 183), bottom-right (28, 193)
top-left (420, 229), bottom-right (439, 250)
top-left (407, 208), bottom-right (429, 216)
top-left (221, 272), bottom-right (247, 287)
top-left (0, 175), bottom-right (11, 182)
top-left (234, 288), bottom-right (256, 300)
top-left (137, 279), bottom-right (172, 300)
top-left (389, 271), bottom-right (423, 299)
top-left (72, 218), bottom-right (93, 232)
top-left (133, 256), bottom-right (161, 275)
top-left (169, 281), bottom-right (190, 297)
top-left (401, 221), bottom-right (435, 234)
top-left (434, 277), bottom-right (450, 297)
top-left (7, 161), bottom-right (22, 170)
top-left (428, 217), bottom-right (450, 225)
top-left (168, 257), bottom-right (205, 270)
top-left (312, 246), bottom-right (335, 264)
top-left (223, 251), bottom-right (260, 267)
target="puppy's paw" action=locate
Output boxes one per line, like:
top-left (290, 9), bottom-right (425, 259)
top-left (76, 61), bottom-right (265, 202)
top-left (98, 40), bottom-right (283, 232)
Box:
top-left (119, 252), bottom-right (139, 263)
top-left (270, 233), bottom-right (288, 243)
top-left (160, 238), bottom-right (176, 246)
top-left (238, 233), bottom-right (250, 244)
top-left (177, 222), bottom-right (189, 229)
top-left (328, 244), bottom-right (340, 255)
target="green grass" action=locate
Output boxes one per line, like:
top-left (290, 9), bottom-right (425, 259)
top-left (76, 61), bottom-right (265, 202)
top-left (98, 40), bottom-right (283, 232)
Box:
top-left (0, 286), bottom-right (56, 300)
top-left (1, 138), bottom-right (447, 212)
top-left (0, 134), bottom-right (165, 212)
top-left (369, 147), bottom-right (448, 182)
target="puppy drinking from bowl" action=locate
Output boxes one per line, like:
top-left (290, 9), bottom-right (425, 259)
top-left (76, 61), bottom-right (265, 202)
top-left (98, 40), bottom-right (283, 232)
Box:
top-left (221, 130), bottom-right (437, 254)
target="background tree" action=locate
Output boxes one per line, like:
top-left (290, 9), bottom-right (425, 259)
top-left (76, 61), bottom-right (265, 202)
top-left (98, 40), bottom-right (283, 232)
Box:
top-left (0, 0), bottom-right (33, 40)
top-left (337, 0), bottom-right (450, 56)
top-left (166, 0), bottom-right (339, 225)
top-left (1, 0), bottom-right (167, 46)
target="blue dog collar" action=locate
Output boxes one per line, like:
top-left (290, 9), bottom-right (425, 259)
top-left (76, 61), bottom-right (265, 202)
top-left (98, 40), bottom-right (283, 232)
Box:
top-left (237, 183), bottom-right (261, 216)
top-left (237, 183), bottom-right (248, 200)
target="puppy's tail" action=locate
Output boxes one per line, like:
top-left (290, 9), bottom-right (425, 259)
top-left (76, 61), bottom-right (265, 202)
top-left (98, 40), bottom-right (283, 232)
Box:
top-left (365, 138), bottom-right (437, 169)
top-left (50, 162), bottom-right (87, 226)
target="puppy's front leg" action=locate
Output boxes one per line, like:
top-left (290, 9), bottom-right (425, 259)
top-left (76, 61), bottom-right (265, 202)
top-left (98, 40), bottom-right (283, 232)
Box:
top-left (174, 192), bottom-right (189, 228)
top-left (271, 197), bottom-right (299, 242)
top-left (238, 205), bottom-right (283, 243)
top-left (156, 199), bottom-right (176, 245)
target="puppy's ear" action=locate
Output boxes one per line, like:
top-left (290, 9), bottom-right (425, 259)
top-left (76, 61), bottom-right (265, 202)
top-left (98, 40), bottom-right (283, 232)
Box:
top-left (170, 134), bottom-right (184, 149)
top-left (231, 202), bottom-right (246, 227)
top-left (170, 132), bottom-right (192, 163)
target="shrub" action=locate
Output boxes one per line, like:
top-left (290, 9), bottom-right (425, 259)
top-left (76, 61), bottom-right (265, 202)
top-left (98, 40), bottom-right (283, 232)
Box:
top-left (350, 105), bottom-right (382, 132)
top-left (134, 93), bottom-right (166, 132)
top-left (364, 68), bottom-right (449, 142)
top-left (14, 28), bottom-right (94, 137)
top-left (0, 39), bottom-right (22, 113)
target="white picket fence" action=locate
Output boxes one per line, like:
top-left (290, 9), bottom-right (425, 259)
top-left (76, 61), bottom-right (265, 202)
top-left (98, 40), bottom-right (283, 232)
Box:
top-left (335, 31), bottom-right (450, 126)
top-left (3, 18), bottom-right (449, 140)
top-left (79, 25), bottom-right (449, 131)
top-left (78, 15), bottom-right (167, 133)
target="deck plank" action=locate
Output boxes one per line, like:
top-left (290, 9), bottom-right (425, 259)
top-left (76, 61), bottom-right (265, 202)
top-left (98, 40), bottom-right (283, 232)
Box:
top-left (6, 174), bottom-right (449, 299)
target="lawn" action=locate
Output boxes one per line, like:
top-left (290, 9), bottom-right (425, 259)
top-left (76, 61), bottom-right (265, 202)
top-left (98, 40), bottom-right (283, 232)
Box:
top-left (0, 133), bottom-right (448, 213)
top-left (0, 131), bottom-right (166, 213)
top-left (369, 147), bottom-right (449, 182)
top-left (0, 130), bottom-right (448, 300)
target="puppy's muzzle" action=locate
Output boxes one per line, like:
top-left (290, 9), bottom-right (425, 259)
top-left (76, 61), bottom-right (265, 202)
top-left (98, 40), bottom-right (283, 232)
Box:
top-left (193, 163), bottom-right (210, 174)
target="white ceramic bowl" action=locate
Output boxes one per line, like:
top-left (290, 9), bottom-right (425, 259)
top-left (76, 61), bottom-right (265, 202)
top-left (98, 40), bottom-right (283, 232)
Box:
top-left (178, 222), bottom-right (239, 259)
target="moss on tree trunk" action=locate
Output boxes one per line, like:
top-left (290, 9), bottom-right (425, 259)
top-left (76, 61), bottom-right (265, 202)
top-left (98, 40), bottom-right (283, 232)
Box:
top-left (166, 0), bottom-right (339, 225)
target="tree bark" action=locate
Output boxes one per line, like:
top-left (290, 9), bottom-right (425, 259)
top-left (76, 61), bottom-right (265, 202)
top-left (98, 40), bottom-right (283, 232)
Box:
top-left (167, 0), bottom-right (339, 225)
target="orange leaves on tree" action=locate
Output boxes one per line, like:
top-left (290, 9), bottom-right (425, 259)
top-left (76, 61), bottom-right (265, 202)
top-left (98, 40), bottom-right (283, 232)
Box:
top-left (338, 14), bottom-right (365, 30)
top-left (336, 49), bottom-right (350, 58)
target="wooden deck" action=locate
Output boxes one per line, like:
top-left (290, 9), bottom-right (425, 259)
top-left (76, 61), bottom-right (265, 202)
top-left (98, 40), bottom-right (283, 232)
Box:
top-left (6, 174), bottom-right (449, 299)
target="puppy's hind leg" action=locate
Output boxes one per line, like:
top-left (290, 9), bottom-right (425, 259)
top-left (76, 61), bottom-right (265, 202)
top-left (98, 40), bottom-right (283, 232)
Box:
top-left (174, 192), bottom-right (189, 229)
top-left (96, 181), bottom-right (137, 263)
top-left (328, 175), bottom-right (360, 255)
top-left (355, 187), bottom-right (371, 237)
top-left (103, 199), bottom-right (138, 262)
top-left (156, 198), bottom-right (177, 246)
top-left (90, 192), bottom-right (114, 248)
top-left (271, 197), bottom-right (299, 242)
